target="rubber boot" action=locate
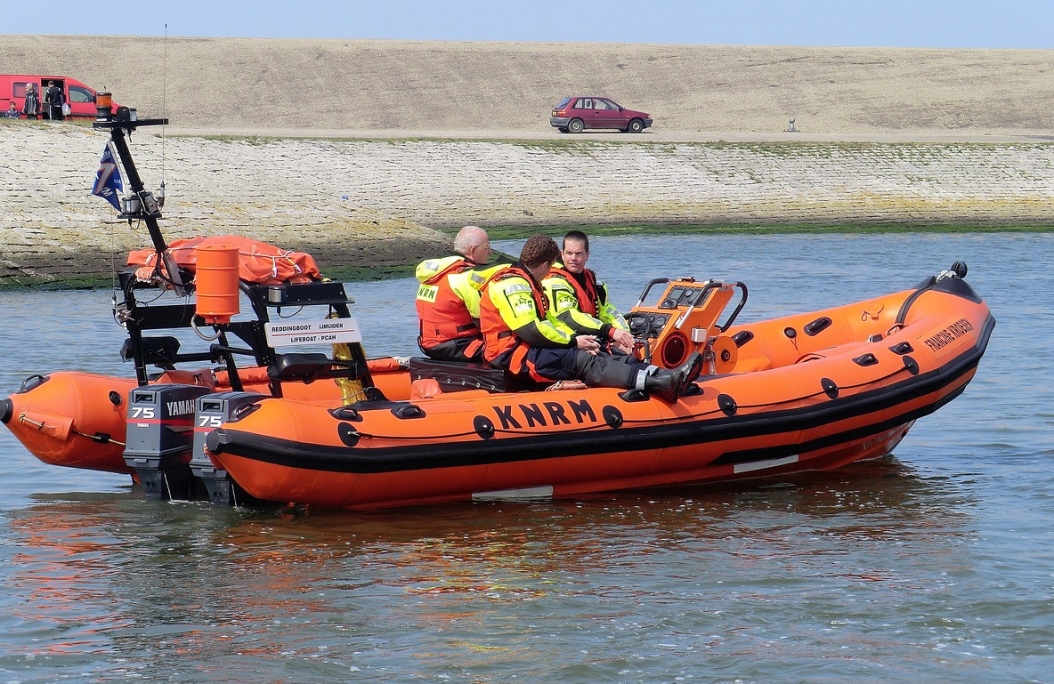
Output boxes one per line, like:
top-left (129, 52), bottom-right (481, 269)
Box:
top-left (637, 368), bottom-right (684, 403)
top-left (673, 351), bottom-right (705, 392)
top-left (634, 367), bottom-right (663, 391)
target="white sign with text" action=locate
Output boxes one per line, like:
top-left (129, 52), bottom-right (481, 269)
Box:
top-left (265, 318), bottom-right (363, 347)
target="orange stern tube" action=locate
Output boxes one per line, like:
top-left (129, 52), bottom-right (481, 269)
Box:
top-left (2, 372), bottom-right (135, 474)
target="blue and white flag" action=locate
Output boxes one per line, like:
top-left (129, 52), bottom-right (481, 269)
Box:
top-left (91, 143), bottom-right (124, 210)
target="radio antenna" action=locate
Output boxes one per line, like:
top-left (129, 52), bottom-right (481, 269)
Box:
top-left (160, 23), bottom-right (168, 198)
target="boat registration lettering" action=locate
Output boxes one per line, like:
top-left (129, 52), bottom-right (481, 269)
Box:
top-left (922, 318), bottom-right (973, 356)
top-left (492, 399), bottom-right (597, 429)
top-left (288, 335), bottom-right (341, 344)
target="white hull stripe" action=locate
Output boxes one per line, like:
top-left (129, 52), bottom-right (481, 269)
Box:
top-left (472, 485), bottom-right (555, 501)
top-left (734, 454), bottom-right (799, 474)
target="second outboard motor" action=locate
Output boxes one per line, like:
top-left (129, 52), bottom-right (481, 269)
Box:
top-left (190, 391), bottom-right (267, 505)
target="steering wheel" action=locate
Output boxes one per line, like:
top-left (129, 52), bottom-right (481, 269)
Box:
top-left (626, 312), bottom-right (653, 339)
top-left (625, 312), bottom-right (655, 362)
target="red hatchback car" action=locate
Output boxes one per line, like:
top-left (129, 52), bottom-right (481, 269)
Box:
top-left (550, 96), bottom-right (653, 133)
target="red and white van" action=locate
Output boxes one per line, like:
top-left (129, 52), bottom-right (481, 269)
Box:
top-left (1, 74), bottom-right (119, 119)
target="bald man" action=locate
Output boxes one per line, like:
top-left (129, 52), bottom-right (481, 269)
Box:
top-left (415, 225), bottom-right (507, 362)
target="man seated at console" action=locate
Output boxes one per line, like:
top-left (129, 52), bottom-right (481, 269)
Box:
top-left (544, 229), bottom-right (634, 355)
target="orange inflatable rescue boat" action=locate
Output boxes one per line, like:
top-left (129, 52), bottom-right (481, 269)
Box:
top-left (202, 266), bottom-right (993, 509)
top-left (0, 103), bottom-right (995, 510)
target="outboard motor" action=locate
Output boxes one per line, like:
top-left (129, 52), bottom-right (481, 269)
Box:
top-left (190, 391), bottom-right (266, 505)
top-left (123, 384), bottom-right (211, 499)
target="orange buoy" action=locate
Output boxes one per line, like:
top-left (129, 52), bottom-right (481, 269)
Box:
top-left (196, 245), bottom-right (240, 324)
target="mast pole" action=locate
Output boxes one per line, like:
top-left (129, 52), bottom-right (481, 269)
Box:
top-left (95, 114), bottom-right (185, 294)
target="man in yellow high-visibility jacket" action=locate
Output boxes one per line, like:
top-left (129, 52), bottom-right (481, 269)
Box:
top-left (543, 230), bottom-right (634, 355)
top-left (480, 235), bottom-right (699, 402)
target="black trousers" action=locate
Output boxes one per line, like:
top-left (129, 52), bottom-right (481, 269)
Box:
top-left (519, 347), bottom-right (646, 389)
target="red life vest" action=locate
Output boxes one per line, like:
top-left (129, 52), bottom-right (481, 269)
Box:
top-left (547, 266), bottom-right (603, 317)
top-left (479, 265), bottom-right (549, 371)
top-left (415, 256), bottom-right (479, 351)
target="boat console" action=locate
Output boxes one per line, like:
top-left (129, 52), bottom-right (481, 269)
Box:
top-left (626, 277), bottom-right (747, 375)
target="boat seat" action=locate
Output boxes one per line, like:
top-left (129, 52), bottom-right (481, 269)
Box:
top-left (410, 377), bottom-right (443, 400)
top-left (408, 356), bottom-right (534, 393)
top-left (268, 353), bottom-right (362, 384)
top-left (409, 380), bottom-right (493, 400)
top-left (122, 336), bottom-right (181, 369)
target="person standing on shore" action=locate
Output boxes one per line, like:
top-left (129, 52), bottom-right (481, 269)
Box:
top-left (544, 230), bottom-right (635, 355)
top-left (5, 102), bottom-right (20, 118)
top-left (43, 81), bottom-right (64, 121)
top-left (21, 83), bottom-right (39, 120)
top-left (415, 225), bottom-right (507, 362)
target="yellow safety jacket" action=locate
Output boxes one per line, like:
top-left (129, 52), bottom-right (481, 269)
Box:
top-left (543, 263), bottom-right (628, 340)
top-left (480, 265), bottom-right (576, 370)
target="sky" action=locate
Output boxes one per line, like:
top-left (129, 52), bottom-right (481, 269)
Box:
top-left (3, 0), bottom-right (1053, 49)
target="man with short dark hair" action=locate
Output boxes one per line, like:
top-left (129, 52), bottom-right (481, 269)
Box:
top-left (544, 230), bottom-right (634, 354)
top-left (43, 81), bottom-right (64, 121)
top-left (480, 235), bottom-right (696, 401)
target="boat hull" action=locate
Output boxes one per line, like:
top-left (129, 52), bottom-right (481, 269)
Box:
top-left (213, 420), bottom-right (920, 509)
top-left (206, 280), bottom-right (993, 509)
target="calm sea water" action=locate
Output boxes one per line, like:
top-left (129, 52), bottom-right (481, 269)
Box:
top-left (0, 233), bottom-right (1051, 684)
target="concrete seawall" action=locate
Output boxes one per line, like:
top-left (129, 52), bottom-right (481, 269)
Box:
top-left (1, 123), bottom-right (1052, 286)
